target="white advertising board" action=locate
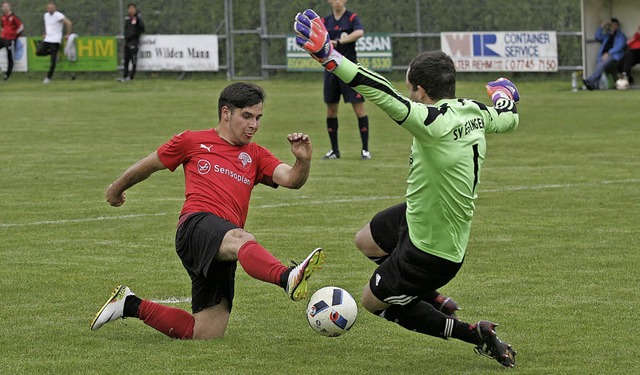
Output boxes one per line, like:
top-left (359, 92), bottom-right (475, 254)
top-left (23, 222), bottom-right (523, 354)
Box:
top-left (441, 31), bottom-right (558, 72)
top-left (137, 35), bottom-right (218, 71)
top-left (0, 37), bottom-right (28, 73)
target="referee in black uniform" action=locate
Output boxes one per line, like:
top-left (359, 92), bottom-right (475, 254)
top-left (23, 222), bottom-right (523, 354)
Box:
top-left (118, 3), bottom-right (144, 82)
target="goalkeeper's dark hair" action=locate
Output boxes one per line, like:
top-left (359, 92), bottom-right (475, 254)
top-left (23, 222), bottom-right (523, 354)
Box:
top-left (218, 82), bottom-right (266, 120)
top-left (408, 51), bottom-right (456, 101)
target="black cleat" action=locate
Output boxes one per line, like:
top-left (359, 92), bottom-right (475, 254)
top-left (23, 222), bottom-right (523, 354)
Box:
top-left (321, 149), bottom-right (341, 159)
top-left (432, 293), bottom-right (461, 317)
top-left (473, 321), bottom-right (516, 368)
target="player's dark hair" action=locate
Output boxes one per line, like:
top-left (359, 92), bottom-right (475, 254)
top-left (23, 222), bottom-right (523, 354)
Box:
top-left (217, 82), bottom-right (266, 120)
top-left (127, 3), bottom-right (137, 8)
top-left (408, 51), bottom-right (456, 101)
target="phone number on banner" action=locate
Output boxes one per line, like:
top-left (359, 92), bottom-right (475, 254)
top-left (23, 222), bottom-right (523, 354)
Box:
top-left (453, 58), bottom-right (557, 72)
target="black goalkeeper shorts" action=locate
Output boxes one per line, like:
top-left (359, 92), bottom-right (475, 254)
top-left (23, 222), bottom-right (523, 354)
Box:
top-left (175, 212), bottom-right (238, 314)
top-left (368, 203), bottom-right (463, 305)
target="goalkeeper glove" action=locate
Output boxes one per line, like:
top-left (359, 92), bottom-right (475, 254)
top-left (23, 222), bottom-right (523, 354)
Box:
top-left (486, 78), bottom-right (520, 104)
top-left (294, 9), bottom-right (342, 71)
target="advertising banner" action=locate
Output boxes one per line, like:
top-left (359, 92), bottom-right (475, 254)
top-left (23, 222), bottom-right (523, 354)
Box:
top-left (136, 35), bottom-right (219, 71)
top-left (0, 37), bottom-right (28, 72)
top-left (441, 31), bottom-right (558, 72)
top-left (287, 33), bottom-right (393, 72)
top-left (27, 36), bottom-right (117, 72)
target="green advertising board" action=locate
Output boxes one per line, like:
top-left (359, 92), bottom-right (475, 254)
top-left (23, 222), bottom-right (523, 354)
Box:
top-left (286, 33), bottom-right (392, 72)
top-left (28, 36), bottom-right (117, 72)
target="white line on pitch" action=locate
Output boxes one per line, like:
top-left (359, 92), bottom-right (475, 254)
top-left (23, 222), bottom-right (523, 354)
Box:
top-left (0, 213), bottom-right (167, 228)
top-left (151, 297), bottom-right (192, 304)
top-left (481, 178), bottom-right (640, 193)
top-left (1, 179), bottom-right (636, 228)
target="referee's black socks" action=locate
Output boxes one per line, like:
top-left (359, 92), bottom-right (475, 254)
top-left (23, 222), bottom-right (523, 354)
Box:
top-left (326, 117), bottom-right (339, 152)
top-left (358, 116), bottom-right (369, 151)
top-left (378, 301), bottom-right (479, 344)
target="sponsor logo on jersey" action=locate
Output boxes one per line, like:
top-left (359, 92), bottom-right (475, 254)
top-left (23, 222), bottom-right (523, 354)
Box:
top-left (214, 164), bottom-right (251, 185)
top-left (238, 152), bottom-right (252, 169)
top-left (196, 159), bottom-right (211, 175)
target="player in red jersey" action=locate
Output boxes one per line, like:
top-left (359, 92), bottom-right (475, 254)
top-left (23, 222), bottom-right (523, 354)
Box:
top-left (1, 1), bottom-right (24, 81)
top-left (91, 82), bottom-right (325, 339)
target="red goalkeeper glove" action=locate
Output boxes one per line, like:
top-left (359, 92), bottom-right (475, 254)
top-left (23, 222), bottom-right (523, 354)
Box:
top-left (486, 78), bottom-right (520, 104)
top-left (294, 9), bottom-right (342, 71)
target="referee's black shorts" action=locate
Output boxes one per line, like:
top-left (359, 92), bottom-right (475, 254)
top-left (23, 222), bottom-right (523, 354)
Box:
top-left (175, 212), bottom-right (238, 314)
top-left (323, 70), bottom-right (365, 104)
top-left (368, 203), bottom-right (463, 305)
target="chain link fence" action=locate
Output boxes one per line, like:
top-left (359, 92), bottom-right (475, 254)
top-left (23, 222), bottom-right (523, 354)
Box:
top-left (10, 0), bottom-right (582, 78)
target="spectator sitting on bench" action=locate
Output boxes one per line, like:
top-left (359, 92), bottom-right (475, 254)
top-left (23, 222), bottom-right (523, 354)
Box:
top-left (618, 24), bottom-right (640, 86)
top-left (583, 18), bottom-right (627, 90)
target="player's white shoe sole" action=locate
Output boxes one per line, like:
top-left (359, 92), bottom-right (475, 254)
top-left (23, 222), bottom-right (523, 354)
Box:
top-left (90, 285), bottom-right (134, 331)
top-left (286, 248), bottom-right (325, 301)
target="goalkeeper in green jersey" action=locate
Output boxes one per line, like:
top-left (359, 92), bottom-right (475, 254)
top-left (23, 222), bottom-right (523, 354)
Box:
top-left (295, 10), bottom-right (519, 368)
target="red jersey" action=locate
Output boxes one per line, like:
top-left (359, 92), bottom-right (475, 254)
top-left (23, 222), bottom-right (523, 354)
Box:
top-left (157, 129), bottom-right (283, 228)
top-left (1, 12), bottom-right (24, 40)
top-left (628, 32), bottom-right (640, 50)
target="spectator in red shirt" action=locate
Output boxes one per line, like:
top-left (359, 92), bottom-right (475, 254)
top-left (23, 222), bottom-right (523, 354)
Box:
top-left (91, 82), bottom-right (326, 340)
top-left (0, 1), bottom-right (24, 81)
top-left (620, 24), bottom-right (640, 85)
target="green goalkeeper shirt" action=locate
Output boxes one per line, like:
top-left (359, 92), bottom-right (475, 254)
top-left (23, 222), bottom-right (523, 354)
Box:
top-left (333, 59), bottom-right (519, 263)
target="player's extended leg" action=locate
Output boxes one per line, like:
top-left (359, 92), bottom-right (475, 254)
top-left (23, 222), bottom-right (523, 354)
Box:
top-left (362, 284), bottom-right (515, 367)
top-left (361, 240), bottom-right (516, 367)
top-left (218, 228), bottom-right (325, 301)
top-left (355, 203), bottom-right (460, 314)
top-left (91, 285), bottom-right (197, 339)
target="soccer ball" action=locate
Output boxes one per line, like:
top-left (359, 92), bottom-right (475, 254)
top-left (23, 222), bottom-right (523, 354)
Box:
top-left (615, 77), bottom-right (630, 90)
top-left (306, 287), bottom-right (357, 337)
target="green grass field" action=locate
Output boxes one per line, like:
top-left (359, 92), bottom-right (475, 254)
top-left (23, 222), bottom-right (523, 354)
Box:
top-left (1, 76), bottom-right (639, 374)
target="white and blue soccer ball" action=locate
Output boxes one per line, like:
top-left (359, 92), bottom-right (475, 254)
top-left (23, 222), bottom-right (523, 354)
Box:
top-left (306, 287), bottom-right (357, 337)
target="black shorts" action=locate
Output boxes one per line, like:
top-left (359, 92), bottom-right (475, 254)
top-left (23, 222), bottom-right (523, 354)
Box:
top-left (324, 70), bottom-right (365, 104)
top-left (175, 212), bottom-right (239, 314)
top-left (0, 38), bottom-right (14, 49)
top-left (368, 203), bottom-right (463, 305)
top-left (35, 41), bottom-right (59, 56)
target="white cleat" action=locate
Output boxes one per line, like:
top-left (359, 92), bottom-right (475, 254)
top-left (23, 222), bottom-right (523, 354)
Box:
top-left (42, 77), bottom-right (51, 84)
top-left (90, 285), bottom-right (134, 331)
top-left (286, 248), bottom-right (325, 301)
top-left (361, 150), bottom-right (371, 160)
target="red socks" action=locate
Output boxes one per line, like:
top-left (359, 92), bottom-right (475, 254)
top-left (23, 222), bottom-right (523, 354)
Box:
top-left (137, 300), bottom-right (195, 339)
top-left (133, 241), bottom-right (286, 339)
top-left (237, 241), bottom-right (288, 286)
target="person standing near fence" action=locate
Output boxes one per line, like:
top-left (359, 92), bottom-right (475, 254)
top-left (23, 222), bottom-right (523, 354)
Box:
top-left (118, 3), bottom-right (145, 83)
top-left (1, 1), bottom-right (23, 81)
top-left (321, 0), bottom-right (370, 160)
top-left (36, 1), bottom-right (72, 84)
